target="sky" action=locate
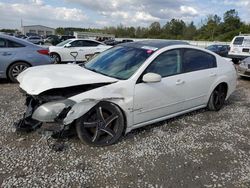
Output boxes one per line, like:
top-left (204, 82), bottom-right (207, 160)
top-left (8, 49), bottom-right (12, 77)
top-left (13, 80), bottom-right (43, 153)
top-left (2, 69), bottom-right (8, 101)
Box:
top-left (0, 0), bottom-right (249, 29)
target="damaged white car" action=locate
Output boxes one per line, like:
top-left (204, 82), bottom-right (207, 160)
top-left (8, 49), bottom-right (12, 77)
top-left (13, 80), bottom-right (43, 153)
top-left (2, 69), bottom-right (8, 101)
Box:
top-left (15, 40), bottom-right (237, 146)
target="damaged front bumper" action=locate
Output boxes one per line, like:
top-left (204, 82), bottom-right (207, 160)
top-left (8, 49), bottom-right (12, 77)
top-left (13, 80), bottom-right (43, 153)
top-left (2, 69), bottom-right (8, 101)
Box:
top-left (15, 95), bottom-right (76, 132)
top-left (14, 94), bottom-right (100, 133)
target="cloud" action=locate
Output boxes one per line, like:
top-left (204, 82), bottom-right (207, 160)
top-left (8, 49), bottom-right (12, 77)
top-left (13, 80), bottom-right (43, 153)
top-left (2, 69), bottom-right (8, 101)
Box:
top-left (222, 0), bottom-right (250, 7)
top-left (180, 5), bottom-right (198, 16)
top-left (0, 1), bottom-right (87, 28)
top-left (67, 0), bottom-right (200, 26)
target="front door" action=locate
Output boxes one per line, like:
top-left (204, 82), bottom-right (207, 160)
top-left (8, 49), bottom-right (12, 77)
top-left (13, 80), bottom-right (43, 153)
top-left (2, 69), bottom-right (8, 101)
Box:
top-left (133, 49), bottom-right (186, 124)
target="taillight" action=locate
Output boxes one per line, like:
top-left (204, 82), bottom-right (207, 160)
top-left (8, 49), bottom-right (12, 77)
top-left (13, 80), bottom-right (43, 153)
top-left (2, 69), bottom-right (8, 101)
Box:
top-left (37, 49), bottom-right (49, 56)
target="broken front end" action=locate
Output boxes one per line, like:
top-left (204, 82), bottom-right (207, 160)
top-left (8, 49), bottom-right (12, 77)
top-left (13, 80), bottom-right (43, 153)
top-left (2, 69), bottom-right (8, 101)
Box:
top-left (14, 84), bottom-right (106, 133)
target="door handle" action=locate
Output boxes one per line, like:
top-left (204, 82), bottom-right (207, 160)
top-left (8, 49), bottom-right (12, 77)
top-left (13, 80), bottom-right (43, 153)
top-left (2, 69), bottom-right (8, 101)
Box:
top-left (176, 79), bottom-right (185, 85)
top-left (209, 73), bottom-right (217, 77)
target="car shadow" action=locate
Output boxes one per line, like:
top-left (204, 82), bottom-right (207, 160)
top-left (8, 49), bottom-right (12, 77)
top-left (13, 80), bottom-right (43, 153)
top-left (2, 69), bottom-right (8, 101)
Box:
top-left (0, 79), bottom-right (10, 84)
top-left (239, 76), bottom-right (250, 81)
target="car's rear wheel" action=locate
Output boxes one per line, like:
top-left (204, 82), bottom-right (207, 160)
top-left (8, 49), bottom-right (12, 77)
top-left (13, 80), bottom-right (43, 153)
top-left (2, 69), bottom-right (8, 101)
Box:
top-left (8, 62), bottom-right (30, 83)
top-left (50, 53), bottom-right (61, 64)
top-left (76, 101), bottom-right (125, 146)
top-left (207, 84), bottom-right (227, 111)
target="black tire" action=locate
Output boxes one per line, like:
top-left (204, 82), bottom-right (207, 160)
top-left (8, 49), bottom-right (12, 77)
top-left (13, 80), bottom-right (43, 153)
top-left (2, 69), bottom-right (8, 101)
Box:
top-left (207, 84), bottom-right (227, 111)
top-left (8, 62), bottom-right (30, 83)
top-left (50, 53), bottom-right (61, 64)
top-left (76, 101), bottom-right (125, 146)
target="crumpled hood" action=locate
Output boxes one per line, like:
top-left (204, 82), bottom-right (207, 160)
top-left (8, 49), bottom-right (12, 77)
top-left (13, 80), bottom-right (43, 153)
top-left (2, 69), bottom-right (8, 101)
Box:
top-left (17, 64), bottom-right (118, 95)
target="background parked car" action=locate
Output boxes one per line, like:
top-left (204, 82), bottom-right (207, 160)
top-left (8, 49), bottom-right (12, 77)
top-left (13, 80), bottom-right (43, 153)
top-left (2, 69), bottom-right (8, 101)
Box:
top-left (59, 35), bottom-right (75, 42)
top-left (44, 35), bottom-right (60, 45)
top-left (26, 36), bottom-right (44, 45)
top-left (206, 44), bottom-right (230, 57)
top-left (228, 34), bottom-right (250, 63)
top-left (15, 34), bottom-right (27, 39)
top-left (0, 34), bottom-right (53, 82)
top-left (49, 39), bottom-right (112, 63)
top-left (238, 57), bottom-right (250, 78)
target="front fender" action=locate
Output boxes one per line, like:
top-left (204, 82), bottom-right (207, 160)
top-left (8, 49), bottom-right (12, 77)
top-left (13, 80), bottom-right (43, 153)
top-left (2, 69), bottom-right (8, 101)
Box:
top-left (63, 97), bottom-right (124, 125)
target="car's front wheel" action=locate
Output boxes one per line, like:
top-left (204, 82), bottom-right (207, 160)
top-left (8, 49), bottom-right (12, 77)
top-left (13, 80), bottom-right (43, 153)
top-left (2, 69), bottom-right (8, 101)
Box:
top-left (207, 84), bottom-right (227, 111)
top-left (76, 101), bottom-right (125, 146)
top-left (50, 53), bottom-right (61, 64)
top-left (8, 62), bottom-right (30, 83)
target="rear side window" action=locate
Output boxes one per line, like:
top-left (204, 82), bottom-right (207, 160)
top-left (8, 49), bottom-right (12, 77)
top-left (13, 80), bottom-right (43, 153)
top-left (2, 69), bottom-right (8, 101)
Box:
top-left (233, 37), bottom-right (244, 45)
top-left (0, 38), bottom-right (7, 48)
top-left (182, 49), bottom-right (217, 73)
top-left (7, 40), bottom-right (25, 48)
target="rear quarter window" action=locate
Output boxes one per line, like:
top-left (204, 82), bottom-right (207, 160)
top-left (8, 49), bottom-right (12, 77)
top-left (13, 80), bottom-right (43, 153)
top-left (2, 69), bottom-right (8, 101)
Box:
top-left (182, 49), bottom-right (217, 73)
top-left (7, 40), bottom-right (25, 48)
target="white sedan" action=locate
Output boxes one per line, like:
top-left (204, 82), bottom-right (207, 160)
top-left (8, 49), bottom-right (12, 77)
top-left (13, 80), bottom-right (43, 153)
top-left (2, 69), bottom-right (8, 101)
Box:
top-left (49, 39), bottom-right (112, 63)
top-left (15, 40), bottom-right (237, 146)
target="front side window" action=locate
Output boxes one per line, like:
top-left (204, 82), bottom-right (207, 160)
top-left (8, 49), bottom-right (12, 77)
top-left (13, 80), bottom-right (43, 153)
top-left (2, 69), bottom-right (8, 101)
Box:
top-left (70, 40), bottom-right (84, 47)
top-left (145, 50), bottom-right (181, 77)
top-left (0, 38), bottom-right (7, 48)
top-left (182, 49), bottom-right (216, 73)
top-left (56, 39), bottom-right (73, 47)
top-left (84, 46), bottom-right (153, 79)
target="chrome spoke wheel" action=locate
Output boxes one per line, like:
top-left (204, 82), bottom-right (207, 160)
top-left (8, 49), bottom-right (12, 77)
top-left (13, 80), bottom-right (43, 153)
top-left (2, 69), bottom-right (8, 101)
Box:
top-left (12, 64), bottom-right (28, 78)
top-left (51, 54), bottom-right (61, 64)
top-left (76, 102), bottom-right (125, 146)
top-left (8, 62), bottom-right (30, 82)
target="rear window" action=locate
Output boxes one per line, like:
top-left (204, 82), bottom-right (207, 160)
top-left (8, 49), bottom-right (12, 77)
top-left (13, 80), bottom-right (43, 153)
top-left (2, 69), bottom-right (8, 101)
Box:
top-left (233, 37), bottom-right (244, 45)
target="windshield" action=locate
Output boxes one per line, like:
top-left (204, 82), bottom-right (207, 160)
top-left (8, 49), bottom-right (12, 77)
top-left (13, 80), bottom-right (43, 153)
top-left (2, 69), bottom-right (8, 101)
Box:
top-left (84, 46), bottom-right (154, 79)
top-left (56, 39), bottom-right (73, 47)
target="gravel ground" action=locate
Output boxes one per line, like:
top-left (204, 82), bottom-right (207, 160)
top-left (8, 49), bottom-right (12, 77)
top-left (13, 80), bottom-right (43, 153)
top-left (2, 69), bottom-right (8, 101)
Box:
top-left (0, 78), bottom-right (250, 188)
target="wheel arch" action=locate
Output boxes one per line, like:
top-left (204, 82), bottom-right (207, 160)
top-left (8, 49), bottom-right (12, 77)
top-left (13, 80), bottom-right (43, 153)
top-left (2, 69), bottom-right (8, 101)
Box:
top-left (105, 101), bottom-right (128, 135)
top-left (207, 79), bottom-right (229, 103)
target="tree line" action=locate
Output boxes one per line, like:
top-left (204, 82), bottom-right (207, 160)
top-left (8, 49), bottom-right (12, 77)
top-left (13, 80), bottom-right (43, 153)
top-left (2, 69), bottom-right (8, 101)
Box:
top-left (1, 9), bottom-right (249, 42)
top-left (55, 9), bottom-right (250, 42)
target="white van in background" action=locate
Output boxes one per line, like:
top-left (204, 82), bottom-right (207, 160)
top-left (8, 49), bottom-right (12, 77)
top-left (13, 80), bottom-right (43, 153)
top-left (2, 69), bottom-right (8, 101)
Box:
top-left (228, 34), bottom-right (250, 63)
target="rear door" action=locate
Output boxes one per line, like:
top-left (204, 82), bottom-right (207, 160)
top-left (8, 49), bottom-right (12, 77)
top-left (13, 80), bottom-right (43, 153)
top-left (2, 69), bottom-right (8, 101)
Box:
top-left (0, 38), bottom-right (25, 77)
top-left (179, 48), bottom-right (218, 109)
top-left (78, 41), bottom-right (103, 61)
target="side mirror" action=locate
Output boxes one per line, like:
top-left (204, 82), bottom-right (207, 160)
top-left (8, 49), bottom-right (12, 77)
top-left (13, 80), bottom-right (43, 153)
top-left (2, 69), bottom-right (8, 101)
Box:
top-left (142, 73), bottom-right (161, 83)
top-left (64, 43), bottom-right (72, 48)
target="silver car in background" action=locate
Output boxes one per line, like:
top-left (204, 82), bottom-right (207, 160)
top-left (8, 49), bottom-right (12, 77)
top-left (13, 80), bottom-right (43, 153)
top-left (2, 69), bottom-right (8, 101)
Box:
top-left (26, 36), bottom-right (44, 45)
top-left (238, 57), bottom-right (250, 78)
top-left (0, 34), bottom-right (53, 82)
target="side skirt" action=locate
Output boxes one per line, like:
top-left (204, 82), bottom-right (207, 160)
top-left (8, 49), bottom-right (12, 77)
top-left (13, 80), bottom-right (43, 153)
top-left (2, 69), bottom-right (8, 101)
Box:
top-left (125, 105), bottom-right (207, 133)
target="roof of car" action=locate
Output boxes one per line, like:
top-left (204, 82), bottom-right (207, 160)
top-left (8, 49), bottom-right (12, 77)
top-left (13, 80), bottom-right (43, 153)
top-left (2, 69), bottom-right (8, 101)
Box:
top-left (0, 34), bottom-right (42, 47)
top-left (119, 39), bottom-right (189, 49)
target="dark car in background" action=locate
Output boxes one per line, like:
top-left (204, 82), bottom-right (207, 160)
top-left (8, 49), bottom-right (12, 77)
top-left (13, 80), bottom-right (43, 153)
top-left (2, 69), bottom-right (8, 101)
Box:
top-left (0, 34), bottom-right (53, 82)
top-left (44, 35), bottom-right (75, 46)
top-left (206, 44), bottom-right (230, 57)
top-left (59, 35), bottom-right (75, 42)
